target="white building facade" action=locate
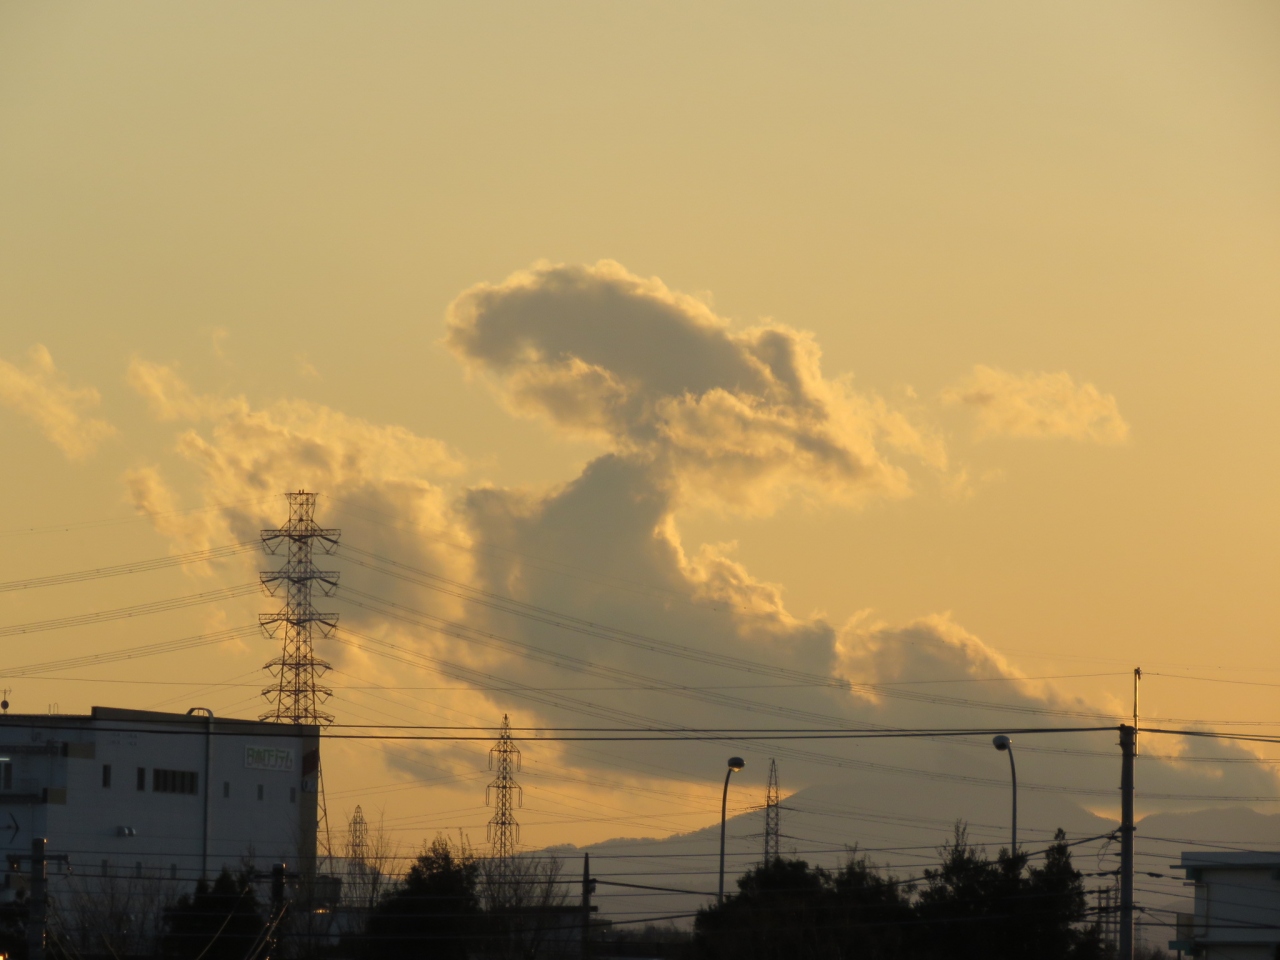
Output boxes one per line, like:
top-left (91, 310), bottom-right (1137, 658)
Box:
top-left (0, 706), bottom-right (319, 893)
top-left (1170, 852), bottom-right (1280, 960)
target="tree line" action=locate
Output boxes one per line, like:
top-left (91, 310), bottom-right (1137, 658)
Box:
top-left (4, 824), bottom-right (1172, 959)
top-left (695, 826), bottom-right (1141, 960)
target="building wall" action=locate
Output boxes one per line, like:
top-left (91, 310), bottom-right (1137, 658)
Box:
top-left (1203, 948), bottom-right (1276, 960)
top-left (1176, 853), bottom-right (1280, 959)
top-left (0, 707), bottom-right (319, 893)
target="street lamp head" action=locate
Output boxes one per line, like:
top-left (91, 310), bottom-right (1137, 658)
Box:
top-left (727, 757), bottom-right (745, 772)
top-left (992, 735), bottom-right (1012, 752)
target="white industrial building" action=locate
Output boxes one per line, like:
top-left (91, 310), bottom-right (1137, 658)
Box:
top-left (1170, 851), bottom-right (1280, 959)
top-left (0, 706), bottom-right (320, 893)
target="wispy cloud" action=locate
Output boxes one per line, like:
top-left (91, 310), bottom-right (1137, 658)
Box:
top-left (0, 345), bottom-right (116, 459)
top-left (943, 365), bottom-right (1129, 444)
top-left (126, 357), bottom-right (243, 421)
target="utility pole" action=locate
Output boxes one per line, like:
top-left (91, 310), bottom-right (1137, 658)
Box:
top-left (269, 862), bottom-right (287, 959)
top-left (27, 838), bottom-right (46, 960)
top-left (1119, 724), bottom-right (1135, 960)
top-left (581, 852), bottom-right (596, 960)
top-left (260, 491), bottom-right (340, 860)
top-left (764, 759), bottom-right (780, 863)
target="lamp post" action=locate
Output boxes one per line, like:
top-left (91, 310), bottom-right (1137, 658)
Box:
top-left (718, 757), bottom-right (745, 904)
top-left (992, 735), bottom-right (1016, 852)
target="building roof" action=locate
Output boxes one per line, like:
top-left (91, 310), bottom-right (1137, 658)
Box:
top-left (1176, 851), bottom-right (1280, 871)
top-left (0, 706), bottom-right (319, 736)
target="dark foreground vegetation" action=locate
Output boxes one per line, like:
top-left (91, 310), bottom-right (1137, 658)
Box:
top-left (696, 826), bottom-right (1112, 960)
top-left (19, 826), bottom-right (1172, 959)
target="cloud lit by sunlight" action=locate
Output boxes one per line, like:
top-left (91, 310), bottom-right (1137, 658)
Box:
top-left (0, 344), bottom-right (116, 460)
top-left (944, 365), bottom-right (1129, 444)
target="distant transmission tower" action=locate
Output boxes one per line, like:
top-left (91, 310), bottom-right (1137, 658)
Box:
top-left (764, 758), bottom-right (781, 863)
top-left (485, 715), bottom-right (523, 860)
top-left (261, 491), bottom-right (340, 859)
top-left (347, 805), bottom-right (368, 866)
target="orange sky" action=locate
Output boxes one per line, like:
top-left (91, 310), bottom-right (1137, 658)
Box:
top-left (0, 2), bottom-right (1278, 864)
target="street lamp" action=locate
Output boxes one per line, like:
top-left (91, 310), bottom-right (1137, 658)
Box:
top-left (992, 735), bottom-right (1017, 852)
top-left (718, 756), bottom-right (745, 904)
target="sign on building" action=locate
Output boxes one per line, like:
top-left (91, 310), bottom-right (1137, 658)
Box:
top-left (244, 745), bottom-right (295, 771)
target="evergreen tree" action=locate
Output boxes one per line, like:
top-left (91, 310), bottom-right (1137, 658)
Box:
top-left (695, 856), bottom-right (912, 960)
top-left (161, 869), bottom-right (265, 960)
top-left (359, 834), bottom-right (480, 960)
top-left (696, 826), bottom-right (1104, 960)
top-left (914, 825), bottom-right (1104, 960)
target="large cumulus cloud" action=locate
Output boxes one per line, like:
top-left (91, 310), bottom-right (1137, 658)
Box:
top-left (120, 263), bottom-right (1273, 861)
top-left (446, 260), bottom-right (944, 512)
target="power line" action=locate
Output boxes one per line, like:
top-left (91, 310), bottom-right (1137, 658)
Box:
top-left (337, 547), bottom-right (1123, 724)
top-left (0, 625), bottom-right (257, 678)
top-left (0, 494), bottom-right (277, 539)
top-left (0, 583), bottom-right (259, 638)
top-left (0, 540), bottom-right (257, 593)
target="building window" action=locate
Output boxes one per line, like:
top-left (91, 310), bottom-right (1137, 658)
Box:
top-left (102, 764), bottom-right (112, 788)
top-left (170, 863), bottom-right (177, 880)
top-left (136, 767), bottom-right (146, 791)
top-left (257, 784), bottom-right (263, 801)
top-left (152, 769), bottom-right (198, 795)
top-left (223, 781), bottom-right (230, 799)
top-left (101, 860), bottom-right (110, 878)
top-left (134, 862), bottom-right (142, 879)
top-left (0, 762), bottom-right (11, 791)
top-left (289, 787), bottom-right (296, 804)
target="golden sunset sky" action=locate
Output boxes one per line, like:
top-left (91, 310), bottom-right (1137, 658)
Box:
top-left (1, 1), bottom-right (1278, 875)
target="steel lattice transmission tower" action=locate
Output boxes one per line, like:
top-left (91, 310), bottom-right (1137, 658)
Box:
top-left (260, 491), bottom-right (340, 860)
top-left (347, 805), bottom-right (368, 866)
top-left (485, 715), bottom-right (523, 860)
top-left (764, 758), bottom-right (781, 863)
top-left (260, 491), bottom-right (340, 724)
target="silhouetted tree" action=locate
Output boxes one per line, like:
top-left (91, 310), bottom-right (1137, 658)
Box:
top-left (697, 826), bottom-right (1103, 960)
top-left (161, 868), bottom-right (264, 960)
top-left (479, 853), bottom-right (572, 960)
top-left (914, 825), bottom-right (1104, 960)
top-left (695, 855), bottom-right (912, 960)
top-left (358, 834), bottom-right (479, 960)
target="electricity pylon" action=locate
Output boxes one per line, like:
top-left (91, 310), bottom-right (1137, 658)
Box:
top-left (260, 491), bottom-right (340, 860)
top-left (486, 715), bottom-right (523, 861)
top-left (764, 758), bottom-right (781, 863)
top-left (347, 806), bottom-right (368, 866)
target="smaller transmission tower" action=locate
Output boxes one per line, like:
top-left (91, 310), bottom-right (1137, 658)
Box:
top-left (486, 715), bottom-right (523, 860)
top-left (764, 758), bottom-right (781, 863)
top-left (347, 806), bottom-right (368, 867)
